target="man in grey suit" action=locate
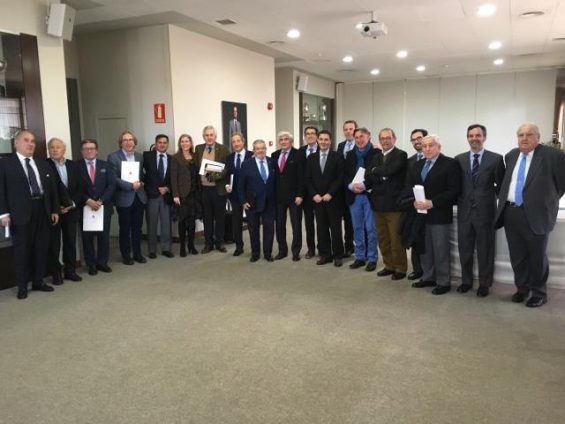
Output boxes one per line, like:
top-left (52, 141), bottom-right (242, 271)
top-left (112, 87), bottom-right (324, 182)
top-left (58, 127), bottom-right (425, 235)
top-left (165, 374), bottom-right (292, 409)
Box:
top-left (455, 124), bottom-right (505, 297)
top-left (495, 122), bottom-right (565, 307)
top-left (228, 106), bottom-right (242, 142)
top-left (108, 130), bottom-right (147, 265)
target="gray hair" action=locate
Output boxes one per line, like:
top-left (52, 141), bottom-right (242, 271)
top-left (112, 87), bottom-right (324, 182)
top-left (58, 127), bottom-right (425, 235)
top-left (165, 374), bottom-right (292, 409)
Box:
top-left (422, 134), bottom-right (441, 145)
top-left (517, 122), bottom-right (540, 138)
top-left (252, 139), bottom-right (266, 148)
top-left (277, 131), bottom-right (293, 142)
top-left (202, 125), bottom-right (217, 136)
top-left (47, 137), bottom-right (65, 148)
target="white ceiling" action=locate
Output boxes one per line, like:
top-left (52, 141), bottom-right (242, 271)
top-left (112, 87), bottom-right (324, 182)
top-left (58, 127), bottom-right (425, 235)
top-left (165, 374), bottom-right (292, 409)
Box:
top-left (67, 0), bottom-right (565, 82)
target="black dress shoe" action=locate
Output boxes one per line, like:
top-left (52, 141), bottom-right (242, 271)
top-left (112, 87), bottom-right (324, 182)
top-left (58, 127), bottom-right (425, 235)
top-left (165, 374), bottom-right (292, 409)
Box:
top-left (292, 255), bottom-right (300, 262)
top-left (511, 292), bottom-right (525, 303)
top-left (201, 246), bottom-right (213, 254)
top-left (412, 280), bottom-right (437, 288)
top-left (476, 286), bottom-right (489, 297)
top-left (526, 296), bottom-right (547, 308)
top-left (456, 284), bottom-right (472, 293)
top-left (432, 285), bottom-right (451, 295)
top-left (233, 249), bottom-right (243, 257)
top-left (64, 272), bottom-right (82, 282)
top-left (88, 266), bottom-right (98, 276)
top-left (17, 289), bottom-right (28, 300)
top-left (189, 247), bottom-right (199, 255)
top-left (264, 255), bottom-right (274, 262)
top-left (122, 257), bottom-right (134, 265)
top-left (349, 259), bottom-right (366, 269)
top-left (148, 253), bottom-right (157, 259)
top-left (275, 252), bottom-right (287, 260)
top-left (365, 262), bottom-right (377, 272)
top-left (334, 258), bottom-right (343, 267)
top-left (216, 245), bottom-right (227, 253)
top-left (305, 250), bottom-right (315, 259)
top-left (377, 268), bottom-right (394, 277)
top-left (52, 274), bottom-right (64, 285)
top-left (32, 284), bottom-right (54, 292)
top-left (96, 264), bottom-right (112, 273)
top-left (162, 251), bottom-right (174, 258)
top-left (134, 255), bottom-right (147, 263)
top-left (317, 257), bottom-right (332, 265)
top-left (391, 272), bottom-right (406, 281)
top-left (407, 271), bottom-right (423, 281)
top-left (250, 255), bottom-right (260, 262)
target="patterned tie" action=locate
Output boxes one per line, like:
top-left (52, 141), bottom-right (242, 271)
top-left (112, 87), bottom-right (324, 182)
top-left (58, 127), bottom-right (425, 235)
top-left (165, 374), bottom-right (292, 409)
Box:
top-left (236, 153), bottom-right (241, 170)
top-left (308, 147), bottom-right (314, 157)
top-left (25, 158), bottom-right (41, 197)
top-left (279, 151), bottom-right (287, 173)
top-left (344, 141), bottom-right (353, 158)
top-left (158, 154), bottom-right (165, 184)
top-left (259, 160), bottom-right (267, 183)
top-left (320, 153), bottom-right (327, 173)
top-left (420, 160), bottom-right (432, 181)
top-left (89, 161), bottom-right (96, 184)
top-left (207, 146), bottom-right (212, 154)
top-left (514, 153), bottom-right (527, 206)
top-left (417, 152), bottom-right (424, 161)
top-left (471, 153), bottom-right (480, 185)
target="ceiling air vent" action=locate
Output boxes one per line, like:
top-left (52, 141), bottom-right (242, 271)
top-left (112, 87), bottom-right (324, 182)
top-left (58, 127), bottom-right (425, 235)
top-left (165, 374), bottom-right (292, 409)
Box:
top-left (216, 19), bottom-right (237, 25)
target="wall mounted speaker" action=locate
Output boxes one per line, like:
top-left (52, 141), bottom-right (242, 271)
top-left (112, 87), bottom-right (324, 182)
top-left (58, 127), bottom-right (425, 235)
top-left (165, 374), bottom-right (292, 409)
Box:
top-left (47, 4), bottom-right (76, 41)
top-left (297, 75), bottom-right (309, 92)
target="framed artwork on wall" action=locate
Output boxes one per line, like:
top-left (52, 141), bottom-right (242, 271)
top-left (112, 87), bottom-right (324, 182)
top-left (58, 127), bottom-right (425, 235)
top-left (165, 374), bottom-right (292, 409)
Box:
top-left (222, 101), bottom-right (247, 151)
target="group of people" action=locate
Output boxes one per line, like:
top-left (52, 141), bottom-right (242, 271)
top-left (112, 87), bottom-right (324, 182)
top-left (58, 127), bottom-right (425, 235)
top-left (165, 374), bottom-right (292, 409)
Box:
top-left (1, 120), bottom-right (564, 308)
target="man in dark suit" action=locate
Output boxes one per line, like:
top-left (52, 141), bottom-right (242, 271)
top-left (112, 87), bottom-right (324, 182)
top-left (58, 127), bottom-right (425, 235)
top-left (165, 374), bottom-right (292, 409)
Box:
top-left (365, 128), bottom-right (408, 280)
top-left (195, 125), bottom-right (229, 253)
top-left (0, 130), bottom-right (60, 299)
top-left (406, 128), bottom-right (427, 280)
top-left (108, 130), bottom-right (147, 265)
top-left (225, 132), bottom-right (252, 256)
top-left (228, 106), bottom-right (242, 143)
top-left (296, 126), bottom-right (319, 258)
top-left (495, 122), bottom-right (565, 307)
top-left (77, 139), bottom-right (116, 276)
top-left (455, 124), bottom-right (505, 297)
top-left (409, 135), bottom-right (460, 295)
top-left (143, 134), bottom-right (174, 259)
top-left (237, 139), bottom-right (276, 262)
top-left (47, 137), bottom-right (83, 284)
top-left (344, 127), bottom-right (379, 272)
top-left (272, 131), bottom-right (304, 261)
top-left (336, 120), bottom-right (357, 256)
top-left (305, 130), bottom-right (345, 267)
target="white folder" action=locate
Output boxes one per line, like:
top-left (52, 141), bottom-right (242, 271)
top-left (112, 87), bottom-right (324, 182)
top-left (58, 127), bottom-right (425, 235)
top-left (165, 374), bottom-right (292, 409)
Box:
top-left (121, 161), bottom-right (139, 183)
top-left (83, 205), bottom-right (104, 231)
top-left (413, 185), bottom-right (428, 214)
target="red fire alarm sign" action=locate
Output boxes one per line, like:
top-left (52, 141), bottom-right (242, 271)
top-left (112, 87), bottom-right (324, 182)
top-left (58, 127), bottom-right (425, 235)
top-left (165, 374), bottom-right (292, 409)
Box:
top-left (154, 103), bottom-right (166, 123)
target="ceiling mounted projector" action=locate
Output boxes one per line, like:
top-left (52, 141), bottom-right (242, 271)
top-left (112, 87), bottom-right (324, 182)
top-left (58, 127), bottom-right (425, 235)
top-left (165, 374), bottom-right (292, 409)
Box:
top-left (360, 12), bottom-right (388, 39)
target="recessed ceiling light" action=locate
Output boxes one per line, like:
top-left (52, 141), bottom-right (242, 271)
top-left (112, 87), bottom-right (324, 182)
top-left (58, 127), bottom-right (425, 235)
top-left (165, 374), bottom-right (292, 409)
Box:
top-left (519, 10), bottom-right (544, 18)
top-left (287, 29), bottom-right (300, 39)
top-left (355, 22), bottom-right (363, 30)
top-left (416, 65), bottom-right (426, 72)
top-left (488, 41), bottom-right (502, 50)
top-left (493, 58), bottom-right (504, 65)
top-left (477, 3), bottom-right (497, 17)
top-left (342, 55), bottom-right (353, 63)
top-left (396, 50), bottom-right (408, 59)
top-left (370, 68), bottom-right (380, 75)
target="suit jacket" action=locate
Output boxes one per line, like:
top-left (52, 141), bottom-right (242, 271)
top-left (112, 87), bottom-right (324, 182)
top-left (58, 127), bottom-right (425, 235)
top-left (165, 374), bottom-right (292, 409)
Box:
top-left (237, 157), bottom-right (276, 213)
top-left (365, 147), bottom-right (408, 212)
top-left (495, 144), bottom-right (565, 235)
top-left (305, 150), bottom-right (344, 202)
top-left (47, 158), bottom-right (82, 209)
top-left (456, 150), bottom-right (505, 222)
top-left (0, 154), bottom-right (59, 225)
top-left (143, 150), bottom-right (172, 204)
top-left (194, 142), bottom-right (229, 195)
top-left (343, 146), bottom-right (378, 206)
top-left (271, 147), bottom-right (304, 203)
top-left (336, 139), bottom-right (355, 159)
top-left (76, 158), bottom-right (116, 217)
top-left (170, 153), bottom-right (199, 198)
top-left (225, 150), bottom-right (253, 203)
top-left (107, 150), bottom-right (147, 207)
top-left (406, 154), bottom-right (460, 225)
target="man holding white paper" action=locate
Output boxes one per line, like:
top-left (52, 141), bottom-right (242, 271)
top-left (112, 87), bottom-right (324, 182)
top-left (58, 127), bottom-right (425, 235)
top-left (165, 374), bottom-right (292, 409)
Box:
top-left (343, 127), bottom-right (378, 271)
top-left (407, 135), bottom-right (460, 295)
top-left (108, 130), bottom-right (147, 265)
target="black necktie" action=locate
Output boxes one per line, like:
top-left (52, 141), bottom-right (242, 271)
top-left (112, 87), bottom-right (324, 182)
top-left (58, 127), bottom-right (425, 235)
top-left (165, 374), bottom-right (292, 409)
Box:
top-left (207, 146), bottom-right (212, 154)
top-left (25, 158), bottom-right (41, 197)
top-left (158, 154), bottom-right (165, 184)
top-left (471, 153), bottom-right (480, 185)
top-left (236, 153), bottom-right (241, 169)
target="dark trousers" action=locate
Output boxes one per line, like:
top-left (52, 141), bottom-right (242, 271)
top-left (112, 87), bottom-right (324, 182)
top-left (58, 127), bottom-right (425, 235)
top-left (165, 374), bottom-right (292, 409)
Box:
top-left (302, 199), bottom-right (316, 253)
top-left (11, 199), bottom-right (50, 290)
top-left (231, 201), bottom-right (245, 250)
top-left (82, 216), bottom-right (111, 267)
top-left (47, 209), bottom-right (78, 276)
top-left (201, 186), bottom-right (226, 248)
top-left (458, 214), bottom-right (496, 287)
top-left (314, 200), bottom-right (344, 259)
top-left (411, 248), bottom-right (422, 274)
top-left (275, 201), bottom-right (302, 256)
top-left (117, 195), bottom-right (145, 259)
top-left (504, 205), bottom-right (549, 298)
top-left (247, 207), bottom-right (275, 257)
top-left (342, 198), bottom-right (354, 251)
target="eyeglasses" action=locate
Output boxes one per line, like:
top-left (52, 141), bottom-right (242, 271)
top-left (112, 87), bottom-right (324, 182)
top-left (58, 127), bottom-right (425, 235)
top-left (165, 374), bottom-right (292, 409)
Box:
top-left (410, 136), bottom-right (423, 142)
top-left (82, 147), bottom-right (97, 151)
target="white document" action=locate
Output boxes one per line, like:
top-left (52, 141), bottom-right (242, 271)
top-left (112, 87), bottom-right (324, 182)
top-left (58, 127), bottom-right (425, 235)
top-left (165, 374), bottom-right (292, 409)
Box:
top-left (4, 225), bottom-right (9, 238)
top-left (413, 185), bottom-right (428, 214)
top-left (199, 159), bottom-right (225, 176)
top-left (121, 161), bottom-right (139, 183)
top-left (83, 205), bottom-right (104, 231)
top-left (351, 167), bottom-right (365, 184)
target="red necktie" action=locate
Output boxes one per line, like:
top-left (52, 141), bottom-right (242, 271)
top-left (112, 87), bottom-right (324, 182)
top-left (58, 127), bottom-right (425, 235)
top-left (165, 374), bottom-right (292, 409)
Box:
top-left (89, 161), bottom-right (96, 184)
top-left (279, 151), bottom-right (287, 173)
